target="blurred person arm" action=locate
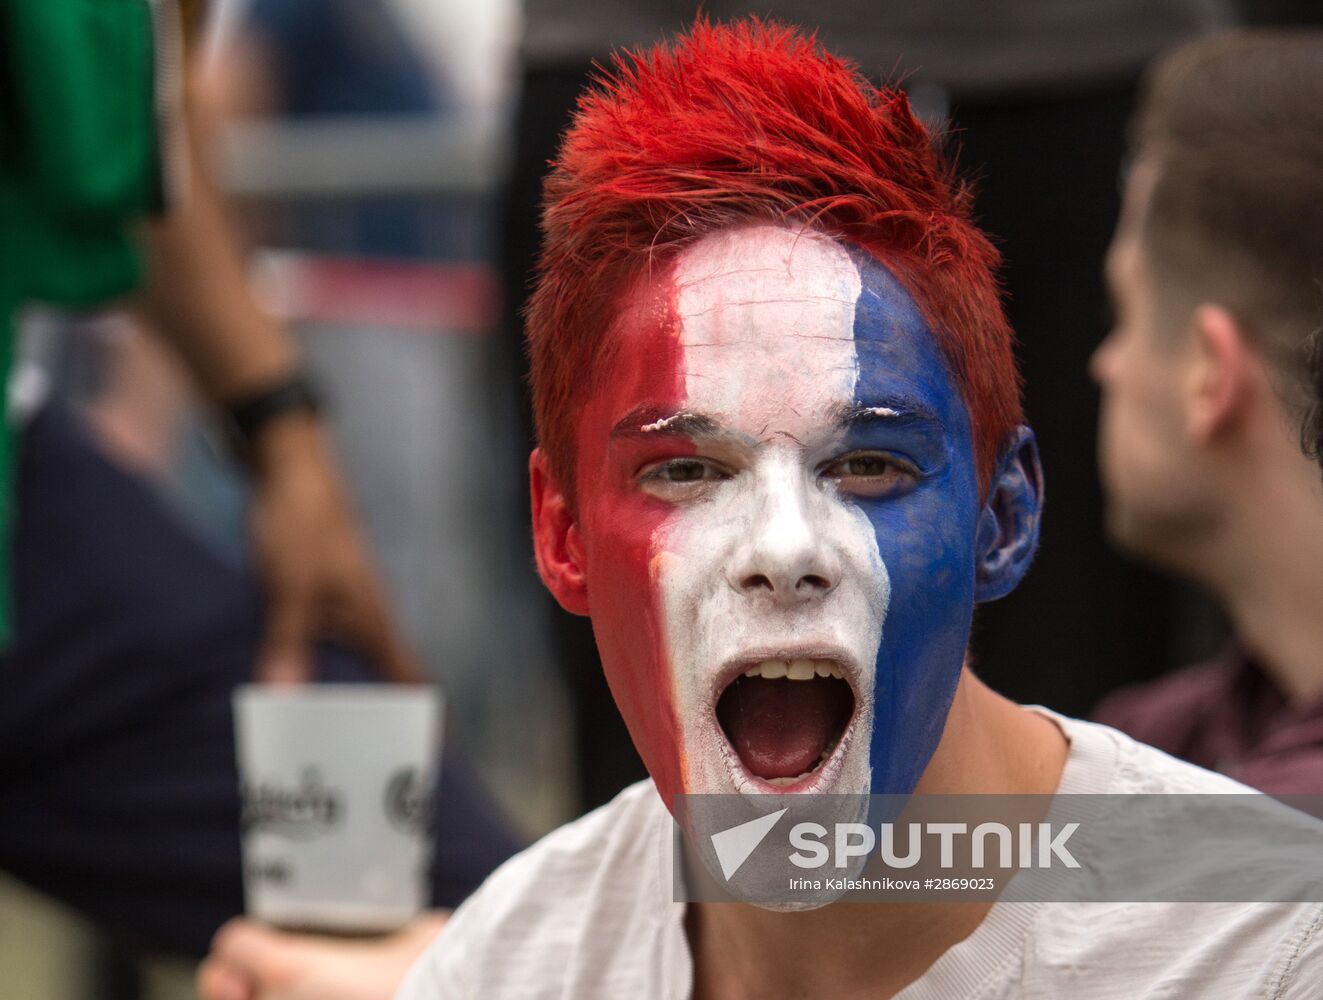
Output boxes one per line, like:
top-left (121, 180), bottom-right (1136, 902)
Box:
top-left (196, 913), bottom-right (448, 1000)
top-left (133, 73), bottom-right (417, 685)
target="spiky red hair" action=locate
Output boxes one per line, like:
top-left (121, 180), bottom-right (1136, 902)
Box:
top-left (526, 17), bottom-right (1023, 503)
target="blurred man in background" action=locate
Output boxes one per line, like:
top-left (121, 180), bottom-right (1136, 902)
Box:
top-left (1091, 30), bottom-right (1323, 792)
top-left (1, 0), bottom-right (521, 989)
top-left (0, 0), bottom-right (413, 681)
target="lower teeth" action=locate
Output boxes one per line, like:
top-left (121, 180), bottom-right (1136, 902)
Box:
top-left (766, 772), bottom-right (813, 787)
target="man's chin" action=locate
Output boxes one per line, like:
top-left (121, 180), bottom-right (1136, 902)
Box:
top-left (673, 783), bottom-right (873, 908)
top-left (1103, 501), bottom-right (1194, 573)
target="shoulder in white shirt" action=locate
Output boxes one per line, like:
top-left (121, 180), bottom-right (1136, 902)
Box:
top-left (396, 713), bottom-right (1323, 999)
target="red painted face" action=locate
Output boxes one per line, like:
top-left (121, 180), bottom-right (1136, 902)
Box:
top-left (570, 271), bottom-right (691, 806)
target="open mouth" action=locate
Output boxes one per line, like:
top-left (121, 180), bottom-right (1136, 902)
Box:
top-left (716, 659), bottom-right (856, 788)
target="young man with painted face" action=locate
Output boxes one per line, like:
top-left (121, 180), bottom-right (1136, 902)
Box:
top-left (1091, 32), bottom-right (1323, 793)
top-left (395, 20), bottom-right (1323, 999)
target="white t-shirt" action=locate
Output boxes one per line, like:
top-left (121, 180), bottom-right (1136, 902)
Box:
top-left (397, 712), bottom-right (1323, 999)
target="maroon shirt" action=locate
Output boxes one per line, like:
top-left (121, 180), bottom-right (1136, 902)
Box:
top-left (1093, 645), bottom-right (1323, 795)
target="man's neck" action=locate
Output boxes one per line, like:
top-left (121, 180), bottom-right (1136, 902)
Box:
top-left (686, 672), bottom-right (1069, 1000)
top-left (1199, 444), bottom-right (1323, 705)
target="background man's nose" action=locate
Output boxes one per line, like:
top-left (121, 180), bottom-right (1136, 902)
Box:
top-left (1090, 334), bottom-right (1118, 385)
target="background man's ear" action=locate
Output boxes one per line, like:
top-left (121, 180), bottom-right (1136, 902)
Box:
top-left (529, 449), bottom-right (590, 616)
top-left (1185, 304), bottom-right (1252, 444)
top-left (974, 426), bottom-right (1044, 603)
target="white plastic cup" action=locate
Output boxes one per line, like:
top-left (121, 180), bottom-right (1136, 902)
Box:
top-left (233, 684), bottom-right (443, 932)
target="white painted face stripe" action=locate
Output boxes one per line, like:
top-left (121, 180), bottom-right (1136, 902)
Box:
top-left (652, 226), bottom-right (890, 797)
top-left (672, 227), bottom-right (863, 430)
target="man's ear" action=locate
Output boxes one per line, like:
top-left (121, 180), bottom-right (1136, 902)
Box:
top-left (1185, 304), bottom-right (1252, 444)
top-left (530, 448), bottom-right (590, 616)
top-left (973, 426), bottom-right (1044, 603)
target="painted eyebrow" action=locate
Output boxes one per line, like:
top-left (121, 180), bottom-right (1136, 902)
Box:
top-left (610, 406), bottom-right (723, 439)
top-left (831, 400), bottom-right (945, 430)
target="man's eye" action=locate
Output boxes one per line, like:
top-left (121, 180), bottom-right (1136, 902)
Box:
top-left (823, 451), bottom-right (918, 498)
top-left (657, 460), bottom-right (710, 482)
top-left (842, 455), bottom-right (891, 477)
top-left (638, 458), bottom-right (728, 499)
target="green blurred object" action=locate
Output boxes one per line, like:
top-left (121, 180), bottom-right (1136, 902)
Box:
top-left (0, 0), bottom-right (163, 644)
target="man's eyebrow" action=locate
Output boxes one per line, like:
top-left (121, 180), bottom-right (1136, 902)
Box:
top-left (610, 406), bottom-right (723, 438)
top-left (832, 400), bottom-right (944, 429)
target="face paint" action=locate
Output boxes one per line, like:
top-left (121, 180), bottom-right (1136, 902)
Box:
top-left (843, 242), bottom-right (980, 794)
top-left (572, 285), bottom-right (690, 805)
top-left (573, 226), bottom-right (980, 807)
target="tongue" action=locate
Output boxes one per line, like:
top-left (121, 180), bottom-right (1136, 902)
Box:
top-left (717, 677), bottom-right (839, 780)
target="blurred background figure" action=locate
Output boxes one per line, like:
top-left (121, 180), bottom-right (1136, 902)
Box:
top-left (1090, 30), bottom-right (1323, 793)
top-left (200, 0), bottom-right (574, 836)
top-left (1, 0), bottom-right (542, 996)
top-left (0, 358), bottom-right (521, 985)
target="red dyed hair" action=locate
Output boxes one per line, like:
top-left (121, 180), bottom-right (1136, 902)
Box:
top-left (527, 17), bottom-right (1023, 502)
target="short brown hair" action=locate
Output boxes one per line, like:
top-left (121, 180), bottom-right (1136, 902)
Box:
top-left (1129, 30), bottom-right (1323, 451)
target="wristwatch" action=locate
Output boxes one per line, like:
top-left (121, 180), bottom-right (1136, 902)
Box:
top-left (223, 372), bottom-right (324, 460)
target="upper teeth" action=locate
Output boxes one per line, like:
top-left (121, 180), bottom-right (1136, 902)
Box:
top-left (743, 659), bottom-right (844, 681)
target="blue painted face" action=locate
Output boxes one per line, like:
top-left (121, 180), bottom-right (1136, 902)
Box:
top-left (844, 245), bottom-right (981, 794)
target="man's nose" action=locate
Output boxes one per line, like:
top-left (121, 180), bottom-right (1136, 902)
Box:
top-left (726, 464), bottom-right (842, 603)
